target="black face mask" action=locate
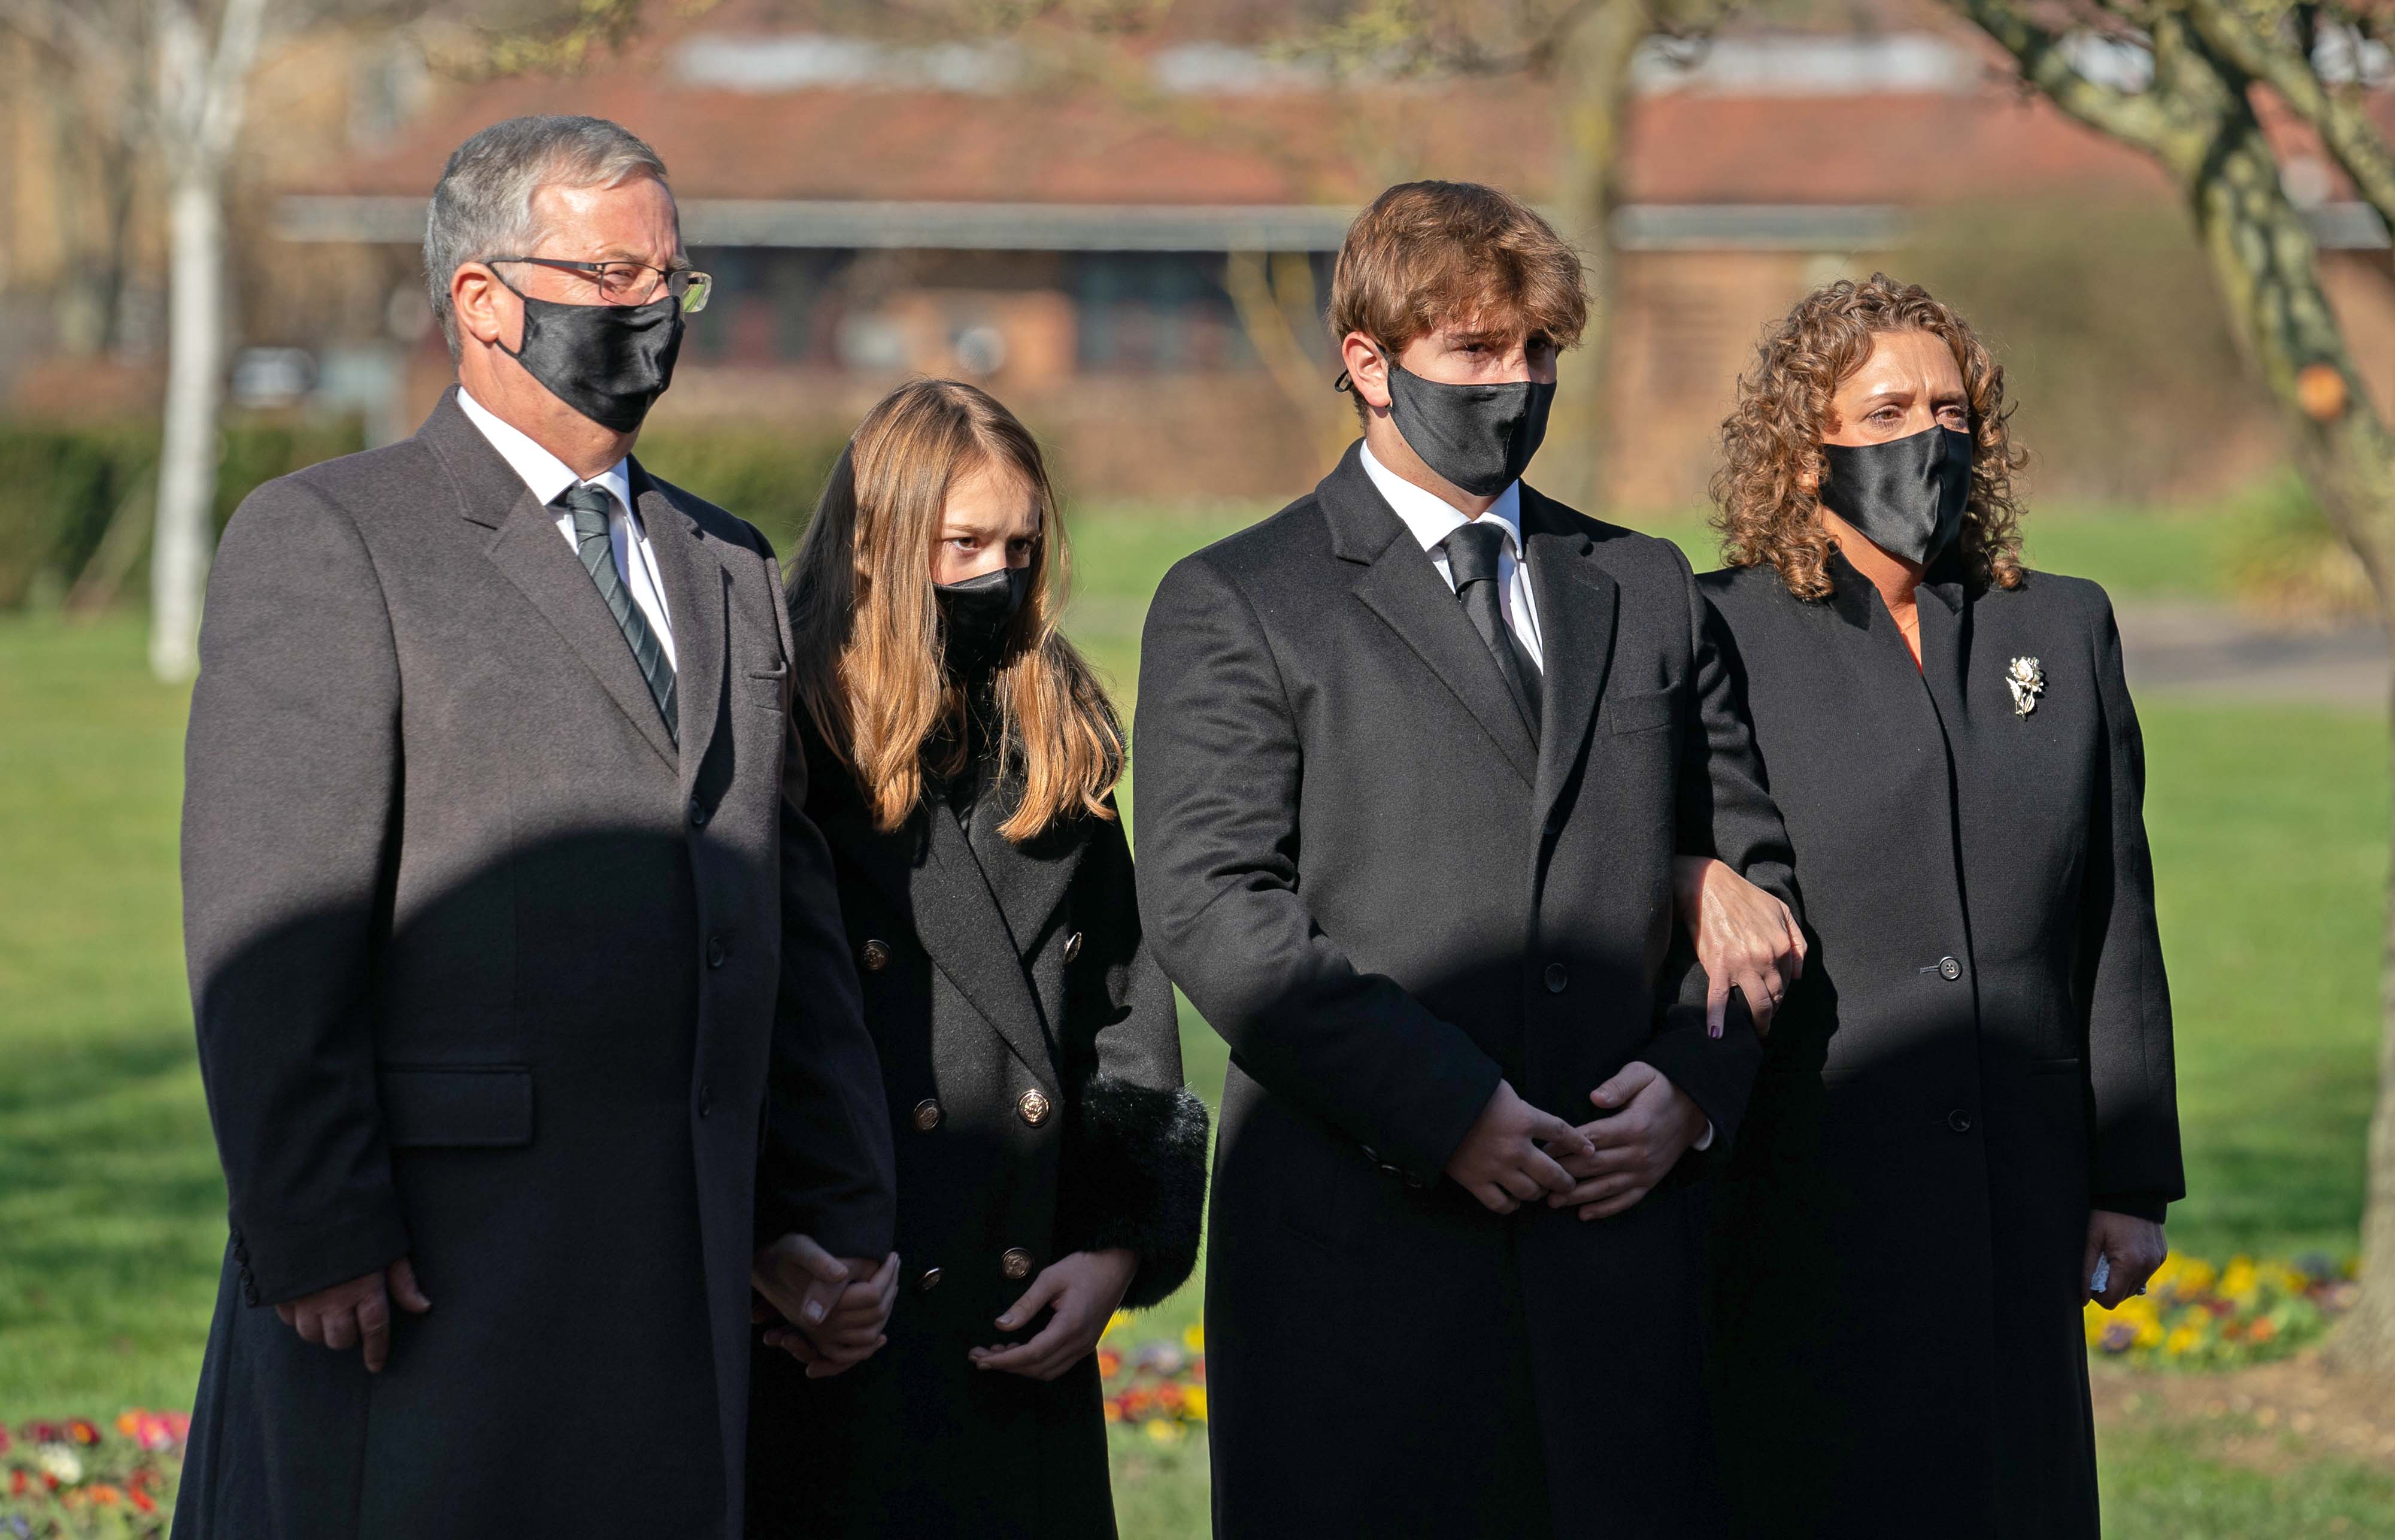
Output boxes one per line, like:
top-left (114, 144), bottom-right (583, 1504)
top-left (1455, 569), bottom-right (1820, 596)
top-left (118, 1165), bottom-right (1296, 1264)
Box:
top-left (1819, 425), bottom-right (1973, 565)
top-left (935, 566), bottom-right (1031, 679)
top-left (1378, 356), bottom-right (1556, 497)
top-left (498, 279), bottom-right (683, 433)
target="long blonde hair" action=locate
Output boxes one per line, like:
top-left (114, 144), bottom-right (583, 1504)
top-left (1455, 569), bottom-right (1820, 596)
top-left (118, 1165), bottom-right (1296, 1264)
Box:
top-left (787, 379), bottom-right (1123, 841)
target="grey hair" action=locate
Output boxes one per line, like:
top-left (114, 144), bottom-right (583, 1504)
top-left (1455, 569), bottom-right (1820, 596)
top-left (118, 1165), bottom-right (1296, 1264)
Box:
top-left (423, 114), bottom-right (671, 356)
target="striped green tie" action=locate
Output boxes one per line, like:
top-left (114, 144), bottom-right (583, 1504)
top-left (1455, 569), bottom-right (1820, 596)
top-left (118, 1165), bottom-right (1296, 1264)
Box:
top-left (558, 484), bottom-right (677, 745)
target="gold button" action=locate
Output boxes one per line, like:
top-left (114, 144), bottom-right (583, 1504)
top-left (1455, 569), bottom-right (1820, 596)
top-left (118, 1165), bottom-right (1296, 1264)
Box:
top-left (1017, 1088), bottom-right (1052, 1127)
top-left (1062, 930), bottom-right (1084, 964)
top-left (859, 939), bottom-right (891, 973)
top-left (912, 1098), bottom-right (942, 1132)
top-left (918, 1266), bottom-right (942, 1292)
top-left (1001, 1247), bottom-right (1033, 1281)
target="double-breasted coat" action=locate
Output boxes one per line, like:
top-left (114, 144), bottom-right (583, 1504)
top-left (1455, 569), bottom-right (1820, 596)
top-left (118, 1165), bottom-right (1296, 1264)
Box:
top-left (745, 723), bottom-right (1208, 1538)
top-left (1133, 445), bottom-right (1797, 1539)
top-left (172, 391), bottom-right (896, 1540)
top-left (1698, 553), bottom-right (2183, 1538)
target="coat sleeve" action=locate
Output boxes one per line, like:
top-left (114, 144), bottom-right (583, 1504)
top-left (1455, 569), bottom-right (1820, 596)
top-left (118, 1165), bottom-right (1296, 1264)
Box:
top-left (2078, 591), bottom-right (2184, 1213)
top-left (756, 554), bottom-right (898, 1260)
top-left (1638, 553), bottom-right (1799, 1155)
top-left (1133, 553), bottom-right (1503, 1183)
top-left (1051, 803), bottom-right (1209, 1310)
top-left (182, 477), bottom-right (411, 1306)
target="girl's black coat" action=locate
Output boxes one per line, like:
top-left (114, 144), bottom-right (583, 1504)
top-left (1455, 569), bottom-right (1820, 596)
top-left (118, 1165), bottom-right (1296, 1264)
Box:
top-left (1698, 555), bottom-right (2183, 1539)
top-left (745, 725), bottom-right (1206, 1540)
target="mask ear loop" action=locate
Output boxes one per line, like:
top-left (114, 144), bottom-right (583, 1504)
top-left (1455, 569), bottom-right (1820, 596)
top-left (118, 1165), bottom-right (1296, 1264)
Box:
top-left (1333, 344), bottom-right (1397, 395)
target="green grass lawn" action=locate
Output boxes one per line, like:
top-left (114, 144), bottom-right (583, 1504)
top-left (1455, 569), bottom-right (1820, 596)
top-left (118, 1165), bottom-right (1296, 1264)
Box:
top-left (1, 496), bottom-right (2388, 1533)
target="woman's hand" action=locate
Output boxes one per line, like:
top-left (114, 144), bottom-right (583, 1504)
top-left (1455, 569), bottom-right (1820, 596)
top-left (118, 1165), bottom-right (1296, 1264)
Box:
top-left (2085, 1211), bottom-right (2168, 1309)
top-left (1672, 855), bottom-right (1806, 1037)
top-left (756, 1248), bottom-right (898, 1380)
top-left (969, 1248), bottom-right (1139, 1382)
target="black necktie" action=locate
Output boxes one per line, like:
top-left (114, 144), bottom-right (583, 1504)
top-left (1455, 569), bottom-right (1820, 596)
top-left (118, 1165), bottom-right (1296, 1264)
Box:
top-left (1442, 520), bottom-right (1541, 735)
top-left (559, 484), bottom-right (678, 745)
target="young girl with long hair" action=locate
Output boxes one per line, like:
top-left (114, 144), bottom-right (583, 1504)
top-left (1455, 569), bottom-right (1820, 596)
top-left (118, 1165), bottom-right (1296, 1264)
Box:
top-left (745, 379), bottom-right (1206, 1538)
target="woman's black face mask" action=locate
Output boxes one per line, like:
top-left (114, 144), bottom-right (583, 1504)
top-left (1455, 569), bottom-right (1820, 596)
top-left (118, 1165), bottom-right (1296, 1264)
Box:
top-left (935, 566), bottom-right (1031, 678)
top-left (1818, 424), bottom-right (1973, 566)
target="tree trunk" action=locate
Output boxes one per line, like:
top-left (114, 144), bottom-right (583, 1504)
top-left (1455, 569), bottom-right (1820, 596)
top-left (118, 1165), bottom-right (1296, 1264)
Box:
top-left (150, 162), bottom-right (225, 682)
top-left (1547, 0), bottom-right (1650, 513)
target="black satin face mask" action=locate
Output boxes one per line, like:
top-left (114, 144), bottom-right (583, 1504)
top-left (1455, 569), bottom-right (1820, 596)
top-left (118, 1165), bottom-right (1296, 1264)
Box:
top-left (1819, 425), bottom-right (1973, 565)
top-left (498, 279), bottom-right (684, 433)
top-left (935, 565), bottom-right (1031, 678)
top-left (1375, 356), bottom-right (1556, 497)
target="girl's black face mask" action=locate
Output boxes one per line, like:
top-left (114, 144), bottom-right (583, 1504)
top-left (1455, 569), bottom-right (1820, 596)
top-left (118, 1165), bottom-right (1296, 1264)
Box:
top-left (1818, 424), bottom-right (1973, 566)
top-left (1369, 354), bottom-right (1556, 498)
top-left (935, 565), bottom-right (1031, 679)
top-left (498, 280), bottom-right (684, 433)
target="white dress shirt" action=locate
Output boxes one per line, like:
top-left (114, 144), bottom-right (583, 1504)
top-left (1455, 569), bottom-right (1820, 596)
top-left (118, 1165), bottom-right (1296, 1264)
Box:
top-left (1360, 442), bottom-right (1714, 1149)
top-left (1359, 442), bottom-right (1542, 672)
top-left (458, 388), bottom-right (677, 669)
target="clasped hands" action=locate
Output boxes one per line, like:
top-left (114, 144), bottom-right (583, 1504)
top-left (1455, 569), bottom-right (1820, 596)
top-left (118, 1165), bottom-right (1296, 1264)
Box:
top-left (1445, 1068), bottom-right (1709, 1221)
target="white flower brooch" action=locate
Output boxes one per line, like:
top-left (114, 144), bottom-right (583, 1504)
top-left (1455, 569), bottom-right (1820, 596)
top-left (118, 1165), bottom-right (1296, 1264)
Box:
top-left (2006, 656), bottom-right (2045, 719)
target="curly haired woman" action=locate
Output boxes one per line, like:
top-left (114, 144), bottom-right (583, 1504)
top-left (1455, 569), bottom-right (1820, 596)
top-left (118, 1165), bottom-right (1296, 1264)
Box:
top-left (1694, 275), bottom-right (2184, 1537)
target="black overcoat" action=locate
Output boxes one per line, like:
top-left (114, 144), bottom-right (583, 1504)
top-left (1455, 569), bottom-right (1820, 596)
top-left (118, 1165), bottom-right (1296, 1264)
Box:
top-left (172, 391), bottom-right (896, 1540)
top-left (745, 725), bottom-right (1208, 1539)
top-left (1698, 554), bottom-right (2184, 1538)
top-left (1133, 445), bottom-right (1796, 1539)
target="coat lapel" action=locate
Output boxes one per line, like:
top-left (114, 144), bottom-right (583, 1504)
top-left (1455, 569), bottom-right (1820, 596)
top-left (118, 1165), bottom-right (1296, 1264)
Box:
top-left (1320, 445), bottom-right (1538, 787)
top-left (819, 793), bottom-right (1061, 1095)
top-left (965, 784), bottom-right (1087, 957)
top-left (1520, 492), bottom-right (1620, 835)
top-left (630, 465), bottom-right (727, 805)
top-left (420, 393), bottom-right (679, 771)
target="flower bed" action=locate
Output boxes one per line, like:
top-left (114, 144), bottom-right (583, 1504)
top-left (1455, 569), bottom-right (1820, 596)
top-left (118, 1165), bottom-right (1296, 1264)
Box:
top-left (2085, 1253), bottom-right (2358, 1369)
top-left (1099, 1317), bottom-right (1206, 1442)
top-left (0, 1412), bottom-right (186, 1537)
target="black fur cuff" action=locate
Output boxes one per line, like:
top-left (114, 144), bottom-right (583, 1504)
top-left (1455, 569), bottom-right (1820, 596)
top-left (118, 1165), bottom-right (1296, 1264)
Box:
top-left (1054, 1076), bottom-right (1210, 1310)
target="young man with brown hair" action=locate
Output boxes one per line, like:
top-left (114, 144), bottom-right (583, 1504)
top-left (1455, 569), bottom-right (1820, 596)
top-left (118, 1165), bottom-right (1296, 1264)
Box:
top-left (1134, 181), bottom-right (1802, 1535)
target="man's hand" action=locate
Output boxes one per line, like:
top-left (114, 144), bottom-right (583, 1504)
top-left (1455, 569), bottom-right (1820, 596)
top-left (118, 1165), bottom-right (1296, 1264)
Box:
top-left (1672, 855), bottom-right (1805, 1037)
top-left (2085, 1211), bottom-right (2168, 1309)
top-left (1445, 1080), bottom-right (1590, 1214)
top-left (1550, 1063), bottom-right (1709, 1220)
top-left (273, 1257), bottom-right (431, 1374)
top-left (753, 1235), bottom-right (897, 1378)
top-left (969, 1248), bottom-right (1139, 1382)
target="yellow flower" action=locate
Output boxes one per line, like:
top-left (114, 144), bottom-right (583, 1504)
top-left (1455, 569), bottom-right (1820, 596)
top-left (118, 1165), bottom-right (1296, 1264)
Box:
top-left (1182, 1322), bottom-right (1205, 1353)
top-left (2082, 1300), bottom-right (2112, 1347)
top-left (1185, 1386), bottom-right (1208, 1421)
top-left (2164, 1323), bottom-right (2203, 1356)
top-left (1102, 1311), bottom-right (1132, 1341)
top-left (1145, 1418), bottom-right (1186, 1444)
top-left (2133, 1315), bottom-right (2165, 1350)
top-left (2175, 1258), bottom-right (2219, 1296)
top-left (2219, 1258), bottom-right (2258, 1300)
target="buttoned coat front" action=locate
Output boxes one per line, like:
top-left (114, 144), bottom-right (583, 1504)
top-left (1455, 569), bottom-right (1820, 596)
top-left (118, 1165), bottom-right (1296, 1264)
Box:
top-left (1133, 445), bottom-right (1797, 1539)
top-left (746, 725), bottom-right (1206, 1539)
top-left (1698, 555), bottom-right (2183, 1539)
top-left (172, 390), bottom-right (895, 1540)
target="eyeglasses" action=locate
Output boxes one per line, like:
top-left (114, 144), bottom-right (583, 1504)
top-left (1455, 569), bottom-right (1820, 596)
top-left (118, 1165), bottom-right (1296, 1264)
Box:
top-left (486, 256), bottom-right (713, 314)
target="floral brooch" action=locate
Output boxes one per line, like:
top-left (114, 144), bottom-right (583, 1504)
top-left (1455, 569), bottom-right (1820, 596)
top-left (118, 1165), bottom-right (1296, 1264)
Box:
top-left (2006, 656), bottom-right (2045, 718)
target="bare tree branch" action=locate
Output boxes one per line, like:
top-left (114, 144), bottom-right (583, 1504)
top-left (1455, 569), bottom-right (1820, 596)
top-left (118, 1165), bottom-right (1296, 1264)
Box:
top-left (1954, 0), bottom-right (2179, 149)
top-left (2184, 0), bottom-right (2395, 233)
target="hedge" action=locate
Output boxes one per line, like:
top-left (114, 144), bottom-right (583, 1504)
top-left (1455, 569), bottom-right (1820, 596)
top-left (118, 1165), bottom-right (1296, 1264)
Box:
top-left (0, 422), bottom-right (850, 613)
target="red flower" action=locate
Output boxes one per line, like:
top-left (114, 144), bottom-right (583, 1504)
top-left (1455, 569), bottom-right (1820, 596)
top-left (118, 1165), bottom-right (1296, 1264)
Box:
top-left (68, 1418), bottom-right (102, 1446)
top-left (11, 1468), bottom-right (27, 1496)
top-left (134, 1487), bottom-right (159, 1514)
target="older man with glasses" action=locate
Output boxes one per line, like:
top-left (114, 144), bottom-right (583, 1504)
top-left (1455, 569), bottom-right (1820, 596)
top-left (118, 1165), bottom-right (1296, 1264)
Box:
top-left (172, 114), bottom-right (896, 1540)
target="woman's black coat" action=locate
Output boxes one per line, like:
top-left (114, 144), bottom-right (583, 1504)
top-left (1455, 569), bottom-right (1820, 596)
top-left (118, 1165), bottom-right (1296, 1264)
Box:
top-left (745, 724), bottom-right (1208, 1540)
top-left (1697, 554), bottom-right (2183, 1538)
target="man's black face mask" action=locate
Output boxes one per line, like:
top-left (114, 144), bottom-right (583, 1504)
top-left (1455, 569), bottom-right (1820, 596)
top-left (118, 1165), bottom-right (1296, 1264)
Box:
top-left (498, 278), bottom-right (684, 433)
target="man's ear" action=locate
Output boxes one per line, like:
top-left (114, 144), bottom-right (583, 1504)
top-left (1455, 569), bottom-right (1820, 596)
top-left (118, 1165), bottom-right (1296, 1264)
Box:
top-left (451, 263), bottom-right (511, 349)
top-left (1340, 331), bottom-right (1393, 411)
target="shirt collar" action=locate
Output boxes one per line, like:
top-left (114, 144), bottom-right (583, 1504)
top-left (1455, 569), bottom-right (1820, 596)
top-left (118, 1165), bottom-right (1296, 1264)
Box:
top-left (1359, 441), bottom-right (1523, 560)
top-left (457, 387), bottom-right (636, 526)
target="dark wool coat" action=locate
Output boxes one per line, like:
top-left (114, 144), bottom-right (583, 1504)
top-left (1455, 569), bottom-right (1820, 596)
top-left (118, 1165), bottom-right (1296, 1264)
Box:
top-left (746, 723), bottom-right (1208, 1539)
top-left (172, 391), bottom-right (896, 1540)
top-left (1132, 444), bottom-right (1797, 1539)
top-left (1699, 553), bottom-right (2183, 1539)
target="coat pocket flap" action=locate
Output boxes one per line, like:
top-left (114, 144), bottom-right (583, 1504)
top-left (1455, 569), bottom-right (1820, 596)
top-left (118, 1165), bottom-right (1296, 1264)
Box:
top-left (380, 1066), bottom-right (535, 1149)
top-left (1605, 686), bottom-right (1676, 735)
